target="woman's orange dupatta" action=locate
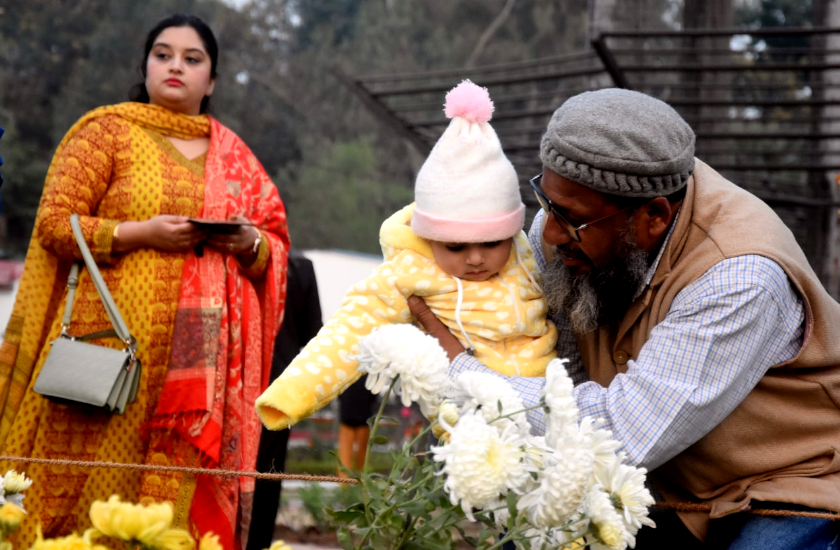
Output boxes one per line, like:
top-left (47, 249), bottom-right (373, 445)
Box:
top-left (147, 117), bottom-right (289, 550)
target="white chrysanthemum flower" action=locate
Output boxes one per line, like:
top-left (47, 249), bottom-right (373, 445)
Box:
top-left (432, 413), bottom-right (532, 521)
top-left (520, 519), bottom-right (588, 550)
top-left (450, 372), bottom-right (528, 433)
top-left (585, 485), bottom-right (629, 550)
top-left (354, 324), bottom-right (450, 416)
top-left (484, 495), bottom-right (511, 530)
top-left (578, 417), bottom-right (623, 472)
top-left (4, 493), bottom-right (24, 511)
top-left (518, 428), bottom-right (594, 528)
top-left (3, 470), bottom-right (32, 495)
top-left (542, 359), bottom-right (578, 445)
top-left (594, 459), bottom-right (655, 536)
top-left (518, 526), bottom-right (550, 550)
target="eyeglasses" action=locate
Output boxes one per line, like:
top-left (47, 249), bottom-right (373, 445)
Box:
top-left (529, 174), bottom-right (637, 242)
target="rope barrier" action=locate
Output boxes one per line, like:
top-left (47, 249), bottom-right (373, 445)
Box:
top-left (0, 455), bottom-right (358, 485)
top-left (1, 455), bottom-right (837, 520)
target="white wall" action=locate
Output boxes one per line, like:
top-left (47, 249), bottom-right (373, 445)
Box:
top-left (0, 280), bottom-right (19, 339)
top-left (301, 249), bottom-right (383, 321)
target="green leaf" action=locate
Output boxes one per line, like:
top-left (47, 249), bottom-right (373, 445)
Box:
top-left (506, 490), bottom-right (518, 517)
top-left (377, 415), bottom-right (400, 426)
top-left (336, 530), bottom-right (356, 550)
top-left (331, 509), bottom-right (364, 522)
top-left (401, 498), bottom-right (431, 518)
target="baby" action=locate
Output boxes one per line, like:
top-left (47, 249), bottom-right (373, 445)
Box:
top-left (257, 81), bottom-right (557, 430)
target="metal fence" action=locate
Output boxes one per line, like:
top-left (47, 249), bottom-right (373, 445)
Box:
top-left (341, 27), bottom-right (840, 296)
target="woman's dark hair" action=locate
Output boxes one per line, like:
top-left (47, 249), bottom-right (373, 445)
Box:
top-left (128, 13), bottom-right (218, 114)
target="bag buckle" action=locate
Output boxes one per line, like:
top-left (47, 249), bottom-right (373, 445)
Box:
top-left (123, 336), bottom-right (137, 371)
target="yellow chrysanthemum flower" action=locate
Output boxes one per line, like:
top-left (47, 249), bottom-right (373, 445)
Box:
top-left (438, 401), bottom-right (459, 426)
top-left (431, 401), bottom-right (459, 440)
top-left (198, 532), bottom-right (223, 550)
top-left (29, 527), bottom-right (109, 550)
top-left (0, 502), bottom-right (25, 531)
top-left (88, 495), bottom-right (176, 548)
top-left (267, 540), bottom-right (293, 550)
top-left (147, 528), bottom-right (195, 550)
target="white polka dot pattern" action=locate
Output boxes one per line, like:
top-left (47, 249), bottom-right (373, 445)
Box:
top-left (256, 224), bottom-right (557, 430)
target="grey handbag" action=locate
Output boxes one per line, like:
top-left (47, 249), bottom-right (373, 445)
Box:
top-left (33, 214), bottom-right (141, 414)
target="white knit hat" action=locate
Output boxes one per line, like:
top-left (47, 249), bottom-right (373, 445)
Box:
top-left (411, 80), bottom-right (525, 243)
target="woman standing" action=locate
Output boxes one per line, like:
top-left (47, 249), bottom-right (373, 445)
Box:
top-left (0, 14), bottom-right (288, 550)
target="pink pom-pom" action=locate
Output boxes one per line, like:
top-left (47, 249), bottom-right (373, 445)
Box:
top-left (444, 80), bottom-right (494, 123)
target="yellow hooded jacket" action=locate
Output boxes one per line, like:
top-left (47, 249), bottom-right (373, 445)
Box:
top-left (256, 204), bottom-right (557, 429)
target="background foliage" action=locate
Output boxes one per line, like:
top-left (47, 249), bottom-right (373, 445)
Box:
top-left (0, 0), bottom-right (820, 255)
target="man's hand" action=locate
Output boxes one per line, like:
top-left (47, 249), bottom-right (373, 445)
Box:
top-left (407, 295), bottom-right (465, 361)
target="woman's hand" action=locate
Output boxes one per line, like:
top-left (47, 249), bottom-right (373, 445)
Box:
top-left (114, 215), bottom-right (207, 253)
top-left (205, 215), bottom-right (261, 263)
top-left (407, 295), bottom-right (465, 361)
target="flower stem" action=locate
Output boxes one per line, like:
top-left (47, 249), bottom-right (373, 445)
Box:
top-left (487, 402), bottom-right (545, 426)
top-left (395, 513), bottom-right (419, 549)
top-left (362, 376), bottom-right (397, 474)
top-left (357, 377), bottom-right (399, 548)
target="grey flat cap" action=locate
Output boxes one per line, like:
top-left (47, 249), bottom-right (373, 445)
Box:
top-left (540, 88), bottom-right (696, 198)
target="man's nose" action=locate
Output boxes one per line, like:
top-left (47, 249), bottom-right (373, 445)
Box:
top-left (543, 214), bottom-right (574, 247)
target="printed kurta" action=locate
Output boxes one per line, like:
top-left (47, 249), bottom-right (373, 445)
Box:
top-left (257, 203), bottom-right (556, 430)
top-left (0, 103), bottom-right (288, 550)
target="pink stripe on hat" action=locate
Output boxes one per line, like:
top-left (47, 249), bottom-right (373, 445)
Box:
top-left (411, 204), bottom-right (525, 243)
top-left (412, 80), bottom-right (525, 244)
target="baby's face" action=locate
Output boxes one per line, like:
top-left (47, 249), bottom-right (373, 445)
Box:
top-left (428, 238), bottom-right (513, 282)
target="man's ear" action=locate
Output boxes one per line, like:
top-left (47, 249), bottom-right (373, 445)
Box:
top-left (634, 197), bottom-right (677, 251)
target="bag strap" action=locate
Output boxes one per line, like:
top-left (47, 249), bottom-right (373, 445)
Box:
top-left (62, 214), bottom-right (135, 351)
top-left (60, 263), bottom-right (80, 329)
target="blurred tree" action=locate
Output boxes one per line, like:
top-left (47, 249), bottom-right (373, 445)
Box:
top-left (0, 0), bottom-right (300, 255)
top-left (0, 0), bottom-right (689, 256)
top-left (275, 138), bottom-right (413, 253)
top-left (736, 0), bottom-right (820, 36)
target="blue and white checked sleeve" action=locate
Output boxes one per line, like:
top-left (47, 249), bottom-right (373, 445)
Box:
top-left (450, 245), bottom-right (804, 470)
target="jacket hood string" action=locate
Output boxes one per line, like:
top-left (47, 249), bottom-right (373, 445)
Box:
top-left (452, 242), bottom-right (538, 375)
top-left (453, 276), bottom-right (477, 356)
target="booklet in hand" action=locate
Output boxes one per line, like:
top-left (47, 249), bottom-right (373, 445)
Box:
top-left (188, 218), bottom-right (255, 234)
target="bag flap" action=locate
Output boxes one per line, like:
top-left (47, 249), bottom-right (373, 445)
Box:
top-left (34, 338), bottom-right (130, 408)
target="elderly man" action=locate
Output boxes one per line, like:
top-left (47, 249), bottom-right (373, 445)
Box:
top-left (410, 88), bottom-right (840, 549)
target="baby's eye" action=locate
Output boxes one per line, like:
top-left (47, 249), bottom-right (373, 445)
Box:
top-left (154, 52), bottom-right (169, 60)
top-left (445, 244), bottom-right (465, 252)
top-left (483, 241), bottom-right (503, 248)
top-left (186, 57), bottom-right (201, 64)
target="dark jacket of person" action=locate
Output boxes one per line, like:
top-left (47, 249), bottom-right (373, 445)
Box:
top-left (247, 248), bottom-right (322, 550)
